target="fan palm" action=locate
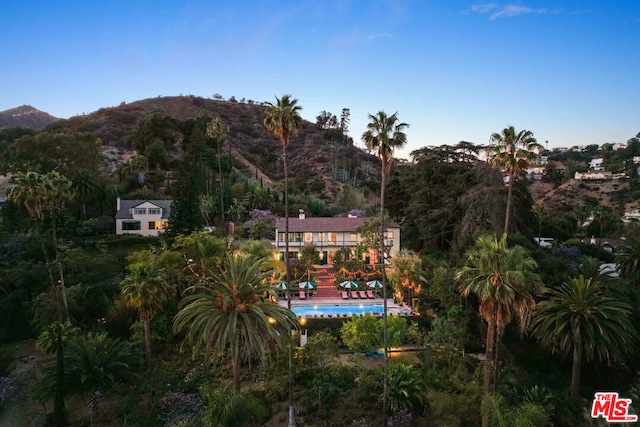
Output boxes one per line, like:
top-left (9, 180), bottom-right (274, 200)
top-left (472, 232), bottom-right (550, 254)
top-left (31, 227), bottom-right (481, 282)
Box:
top-left (121, 258), bottom-right (174, 364)
top-left (486, 126), bottom-right (542, 234)
top-left (206, 116), bottom-right (229, 220)
top-left (263, 94), bottom-right (303, 427)
top-left (457, 234), bottom-right (541, 394)
top-left (173, 253), bottom-right (299, 392)
top-left (362, 110), bottom-right (409, 421)
top-left (532, 275), bottom-right (638, 401)
top-left (617, 237), bottom-right (640, 284)
top-left (9, 171), bottom-right (74, 321)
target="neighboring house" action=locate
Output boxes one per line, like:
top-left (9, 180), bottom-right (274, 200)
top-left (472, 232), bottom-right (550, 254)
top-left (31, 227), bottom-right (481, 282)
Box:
top-left (526, 166), bottom-right (546, 180)
top-left (115, 197), bottom-right (171, 236)
top-left (274, 211), bottom-right (401, 265)
top-left (590, 158), bottom-right (604, 171)
top-left (574, 171), bottom-right (612, 180)
top-left (623, 209), bottom-right (640, 223)
top-left (535, 156), bottom-right (548, 165)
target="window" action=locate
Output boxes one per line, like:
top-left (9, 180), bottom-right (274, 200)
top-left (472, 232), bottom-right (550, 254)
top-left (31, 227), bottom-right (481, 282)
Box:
top-left (279, 233), bottom-right (286, 242)
top-left (122, 221), bottom-right (141, 231)
top-left (161, 221), bottom-right (169, 229)
top-left (328, 233), bottom-right (336, 244)
top-left (350, 233), bottom-right (357, 242)
top-left (295, 232), bottom-right (303, 242)
top-left (134, 208), bottom-right (147, 215)
top-left (318, 233), bottom-right (324, 242)
top-left (148, 208), bottom-right (161, 215)
top-left (386, 231), bottom-right (394, 239)
top-left (304, 232), bottom-right (312, 242)
top-left (148, 221), bottom-right (158, 230)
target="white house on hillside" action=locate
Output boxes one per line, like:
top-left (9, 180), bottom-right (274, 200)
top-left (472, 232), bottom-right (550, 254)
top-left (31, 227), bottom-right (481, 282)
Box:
top-left (274, 211), bottom-right (400, 265)
top-left (115, 198), bottom-right (171, 236)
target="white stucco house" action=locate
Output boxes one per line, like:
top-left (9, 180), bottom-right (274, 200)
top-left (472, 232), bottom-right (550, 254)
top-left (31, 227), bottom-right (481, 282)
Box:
top-left (115, 197), bottom-right (171, 236)
top-left (274, 211), bottom-right (400, 265)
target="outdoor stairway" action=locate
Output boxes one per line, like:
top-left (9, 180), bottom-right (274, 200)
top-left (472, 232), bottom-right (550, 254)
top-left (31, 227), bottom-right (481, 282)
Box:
top-left (312, 267), bottom-right (338, 299)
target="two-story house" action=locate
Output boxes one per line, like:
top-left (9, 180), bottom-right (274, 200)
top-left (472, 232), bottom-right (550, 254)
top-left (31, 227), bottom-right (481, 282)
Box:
top-left (115, 198), bottom-right (171, 236)
top-left (274, 211), bottom-right (400, 265)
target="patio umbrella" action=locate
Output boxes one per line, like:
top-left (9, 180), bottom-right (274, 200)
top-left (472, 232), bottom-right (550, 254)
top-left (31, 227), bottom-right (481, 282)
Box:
top-left (273, 282), bottom-right (290, 291)
top-left (298, 281), bottom-right (317, 290)
top-left (367, 280), bottom-right (384, 288)
top-left (340, 280), bottom-right (359, 289)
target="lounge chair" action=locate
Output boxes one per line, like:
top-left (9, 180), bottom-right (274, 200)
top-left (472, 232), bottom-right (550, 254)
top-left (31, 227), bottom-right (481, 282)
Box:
top-left (299, 291), bottom-right (306, 300)
top-left (341, 291), bottom-right (349, 299)
top-left (359, 291), bottom-right (367, 299)
top-left (366, 290), bottom-right (375, 299)
top-left (351, 291), bottom-right (359, 299)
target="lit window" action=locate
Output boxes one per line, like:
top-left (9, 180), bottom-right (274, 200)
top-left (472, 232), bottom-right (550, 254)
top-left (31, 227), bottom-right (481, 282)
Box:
top-left (387, 231), bottom-right (394, 239)
top-left (350, 233), bottom-right (357, 242)
top-left (304, 233), bottom-right (312, 242)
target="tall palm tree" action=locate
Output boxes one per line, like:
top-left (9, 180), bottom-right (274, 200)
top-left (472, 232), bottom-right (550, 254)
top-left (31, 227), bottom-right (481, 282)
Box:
top-left (121, 257), bottom-right (174, 364)
top-left (362, 110), bottom-right (408, 421)
top-left (9, 171), bottom-right (74, 321)
top-left (263, 94), bottom-right (303, 427)
top-left (173, 253), bottom-right (299, 392)
top-left (71, 171), bottom-right (100, 220)
top-left (486, 126), bottom-right (542, 234)
top-left (206, 116), bottom-right (229, 220)
top-left (457, 234), bottom-right (541, 395)
top-left (532, 276), bottom-right (638, 401)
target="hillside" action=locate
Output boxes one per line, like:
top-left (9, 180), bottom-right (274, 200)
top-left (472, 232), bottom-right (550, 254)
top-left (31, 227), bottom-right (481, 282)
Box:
top-left (0, 105), bottom-right (60, 129)
top-left (40, 96), bottom-right (381, 202)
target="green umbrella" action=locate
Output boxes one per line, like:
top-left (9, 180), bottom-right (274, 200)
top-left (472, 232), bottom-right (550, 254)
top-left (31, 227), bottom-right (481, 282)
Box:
top-left (367, 280), bottom-right (384, 288)
top-left (273, 282), bottom-right (290, 291)
top-left (298, 281), bottom-right (317, 290)
top-left (340, 280), bottom-right (359, 289)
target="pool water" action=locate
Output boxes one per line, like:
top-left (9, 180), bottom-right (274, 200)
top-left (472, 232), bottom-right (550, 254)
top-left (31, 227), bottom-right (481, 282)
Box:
top-left (292, 304), bottom-right (385, 317)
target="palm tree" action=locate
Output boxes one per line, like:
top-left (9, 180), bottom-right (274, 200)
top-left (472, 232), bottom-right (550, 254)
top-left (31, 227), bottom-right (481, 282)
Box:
top-left (362, 110), bottom-right (408, 422)
top-left (121, 256), bottom-right (174, 364)
top-left (71, 171), bottom-right (100, 220)
top-left (8, 171), bottom-right (74, 321)
top-left (263, 94), bottom-right (303, 287)
top-left (617, 237), bottom-right (640, 285)
top-left (486, 126), bottom-right (542, 234)
top-left (457, 234), bottom-right (541, 395)
top-left (263, 94), bottom-right (303, 427)
top-left (532, 276), bottom-right (638, 401)
top-left (173, 253), bottom-right (299, 392)
top-left (206, 116), bottom-right (229, 220)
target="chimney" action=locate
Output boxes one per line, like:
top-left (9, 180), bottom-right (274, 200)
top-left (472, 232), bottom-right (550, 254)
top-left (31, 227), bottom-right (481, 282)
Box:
top-left (116, 197), bottom-right (121, 211)
top-left (299, 209), bottom-right (305, 220)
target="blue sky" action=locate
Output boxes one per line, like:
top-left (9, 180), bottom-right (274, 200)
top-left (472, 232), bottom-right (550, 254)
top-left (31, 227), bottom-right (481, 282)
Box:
top-left (1, 1), bottom-right (638, 158)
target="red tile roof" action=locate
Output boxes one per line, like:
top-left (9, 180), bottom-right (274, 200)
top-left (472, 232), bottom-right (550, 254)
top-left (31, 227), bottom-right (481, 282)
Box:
top-left (275, 217), bottom-right (400, 232)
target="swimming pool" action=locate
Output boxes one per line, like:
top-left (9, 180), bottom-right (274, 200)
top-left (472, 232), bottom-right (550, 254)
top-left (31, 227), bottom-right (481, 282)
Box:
top-left (292, 303), bottom-right (385, 317)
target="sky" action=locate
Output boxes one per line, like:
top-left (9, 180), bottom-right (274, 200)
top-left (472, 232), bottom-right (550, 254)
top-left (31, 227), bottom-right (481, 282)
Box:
top-left (1, 1), bottom-right (639, 159)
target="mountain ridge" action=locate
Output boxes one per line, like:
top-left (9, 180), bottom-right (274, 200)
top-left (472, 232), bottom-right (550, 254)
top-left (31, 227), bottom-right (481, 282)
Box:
top-left (0, 105), bottom-right (60, 129)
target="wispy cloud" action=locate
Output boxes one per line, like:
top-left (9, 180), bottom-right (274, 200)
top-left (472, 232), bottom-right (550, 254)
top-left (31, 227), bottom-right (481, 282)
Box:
top-left (367, 33), bottom-right (393, 41)
top-left (469, 3), bottom-right (549, 20)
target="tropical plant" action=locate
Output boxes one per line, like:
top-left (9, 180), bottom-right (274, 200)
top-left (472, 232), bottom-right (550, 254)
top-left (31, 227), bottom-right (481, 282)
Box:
top-left (173, 253), bottom-right (299, 391)
top-left (486, 126), bottom-right (542, 234)
top-left (617, 237), bottom-right (640, 285)
top-left (531, 275), bottom-right (638, 401)
top-left (263, 94), bottom-right (303, 427)
top-left (206, 116), bottom-right (229, 220)
top-left (386, 362), bottom-right (425, 414)
top-left (362, 110), bottom-right (408, 422)
top-left (481, 393), bottom-right (548, 427)
top-left (203, 382), bottom-right (270, 427)
top-left (121, 255), bottom-right (175, 364)
top-left (456, 234), bottom-right (542, 394)
top-left (8, 170), bottom-right (74, 321)
top-left (302, 331), bottom-right (341, 373)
